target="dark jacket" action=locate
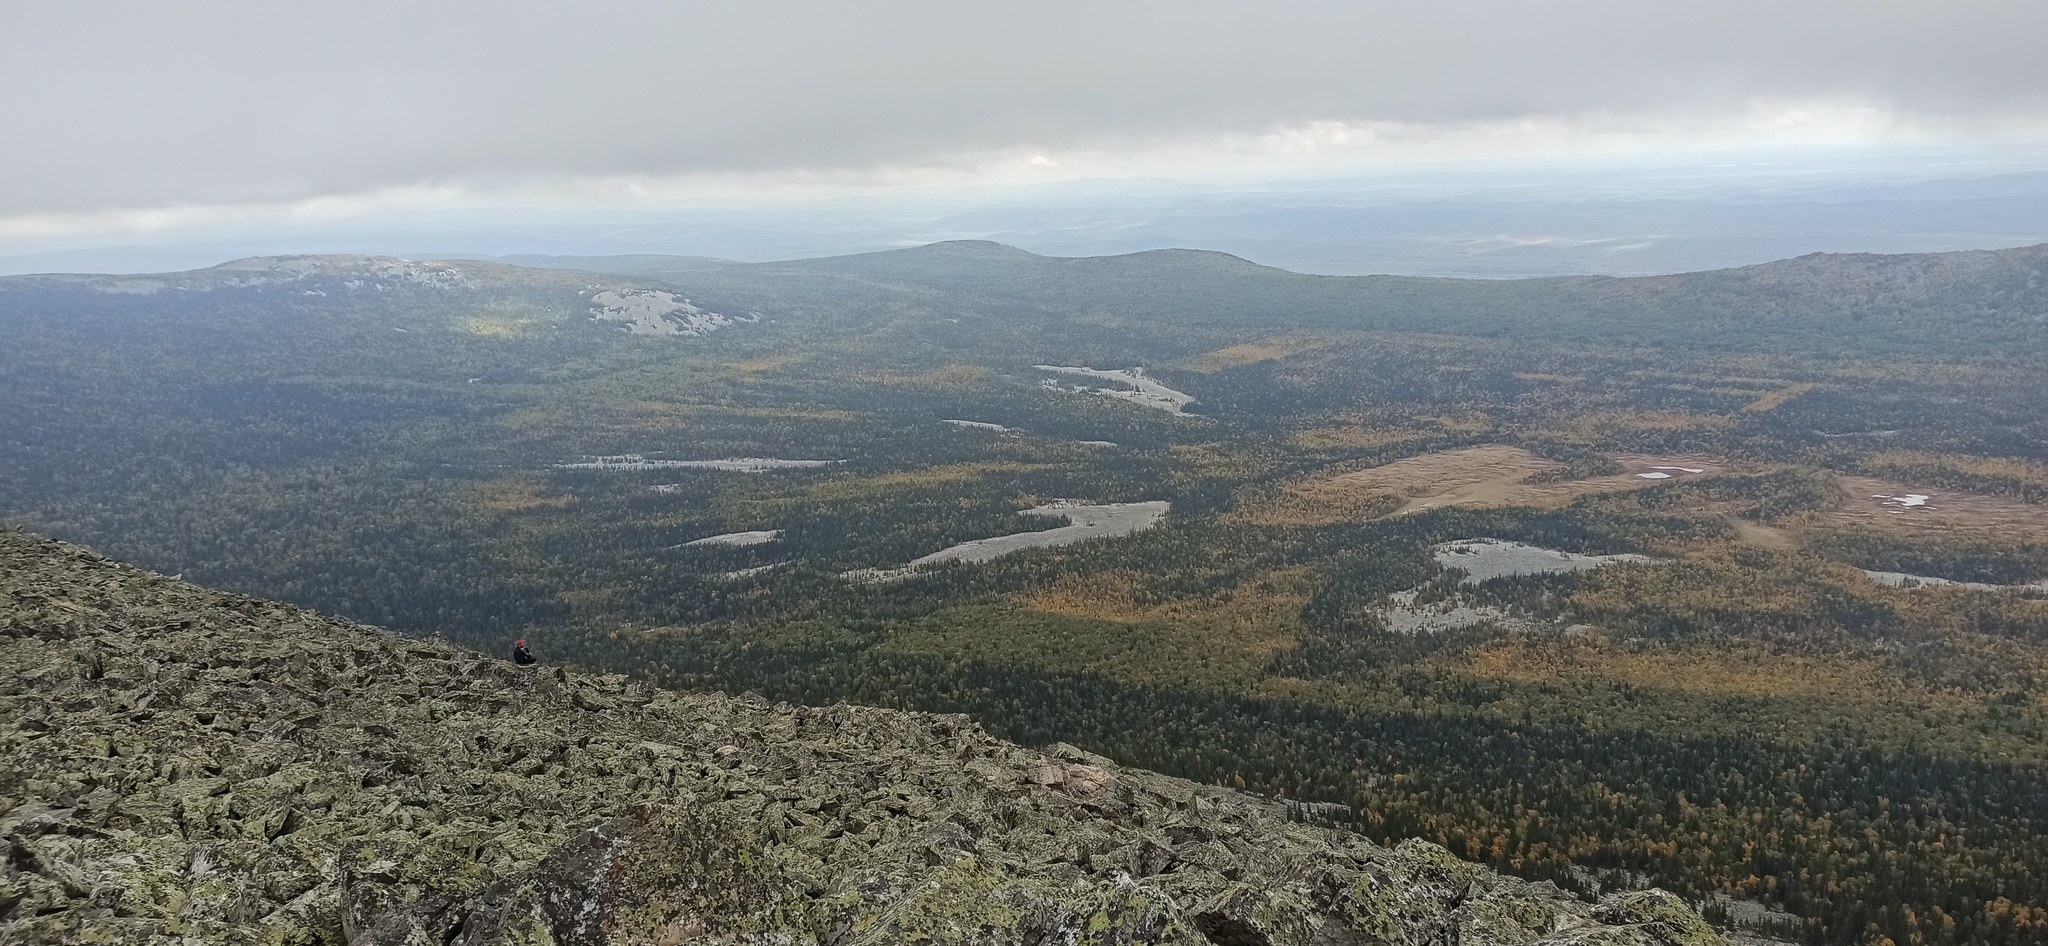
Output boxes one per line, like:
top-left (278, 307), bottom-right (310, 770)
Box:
top-left (512, 644), bottom-right (536, 665)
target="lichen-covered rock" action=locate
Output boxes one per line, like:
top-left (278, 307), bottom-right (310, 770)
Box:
top-left (0, 528), bottom-right (1728, 946)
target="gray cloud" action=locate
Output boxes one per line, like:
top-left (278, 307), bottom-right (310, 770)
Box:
top-left (5, 0), bottom-right (2045, 217)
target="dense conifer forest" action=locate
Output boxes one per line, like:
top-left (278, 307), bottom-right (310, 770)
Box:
top-left (5, 244), bottom-right (2048, 946)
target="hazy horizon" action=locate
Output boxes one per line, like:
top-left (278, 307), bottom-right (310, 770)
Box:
top-left (8, 2), bottom-right (2048, 276)
top-left (9, 144), bottom-right (2048, 279)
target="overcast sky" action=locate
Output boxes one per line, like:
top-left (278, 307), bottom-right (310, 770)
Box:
top-left (6, 0), bottom-right (2046, 244)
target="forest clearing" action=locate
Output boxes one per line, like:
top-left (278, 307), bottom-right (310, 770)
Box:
top-left (1242, 445), bottom-right (1733, 525)
top-left (1814, 475), bottom-right (2048, 538)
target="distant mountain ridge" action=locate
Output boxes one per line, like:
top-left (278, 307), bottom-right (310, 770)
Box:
top-left (8, 240), bottom-right (2043, 362)
top-left (0, 253), bottom-right (754, 344)
top-left (517, 239), bottom-right (2048, 356)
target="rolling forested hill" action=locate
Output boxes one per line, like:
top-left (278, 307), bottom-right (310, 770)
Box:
top-left (4, 244), bottom-right (2047, 946)
top-left (558, 239), bottom-right (2048, 355)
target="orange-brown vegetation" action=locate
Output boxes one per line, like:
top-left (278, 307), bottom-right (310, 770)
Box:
top-left (1180, 333), bottom-right (1335, 372)
top-left (1728, 520), bottom-right (1798, 549)
top-left (1290, 426), bottom-right (1435, 450)
top-left (1284, 410), bottom-right (1502, 450)
top-left (1238, 445), bottom-right (1731, 526)
top-left (1803, 476), bottom-right (2048, 539)
top-left (853, 363), bottom-right (998, 387)
top-left (1168, 442), bottom-right (1281, 486)
top-left (632, 401), bottom-right (856, 421)
top-left (1010, 567), bottom-right (1310, 684)
top-left (1862, 451), bottom-right (2048, 495)
top-left (1743, 382), bottom-right (1815, 412)
top-left (1565, 545), bottom-right (2048, 646)
top-left (1021, 568), bottom-right (1157, 623)
top-left (1535, 410), bottom-right (1734, 444)
top-left (1024, 566), bottom-right (1308, 635)
top-left (730, 353), bottom-right (806, 374)
top-left (866, 570), bottom-right (1311, 691)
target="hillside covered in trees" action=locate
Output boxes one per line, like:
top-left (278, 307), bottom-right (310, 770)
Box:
top-left (4, 243), bottom-right (2047, 945)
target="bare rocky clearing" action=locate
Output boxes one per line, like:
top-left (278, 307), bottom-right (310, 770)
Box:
top-left (557, 456), bottom-right (843, 472)
top-left (847, 501), bottom-right (1170, 582)
top-left (586, 288), bottom-right (737, 336)
top-left (679, 530), bottom-right (782, 548)
top-left (1435, 538), bottom-right (1662, 584)
top-left (1033, 366), bottom-right (1196, 414)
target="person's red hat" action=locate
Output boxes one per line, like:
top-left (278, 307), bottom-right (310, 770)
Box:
top-left (516, 639), bottom-right (526, 646)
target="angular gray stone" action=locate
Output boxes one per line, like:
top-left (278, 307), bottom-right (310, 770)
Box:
top-left (0, 528), bottom-right (1727, 946)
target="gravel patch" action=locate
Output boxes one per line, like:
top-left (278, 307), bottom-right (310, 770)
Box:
top-left (1434, 539), bottom-right (1660, 584)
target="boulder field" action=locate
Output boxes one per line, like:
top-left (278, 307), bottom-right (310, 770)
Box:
top-left (0, 528), bottom-right (1724, 946)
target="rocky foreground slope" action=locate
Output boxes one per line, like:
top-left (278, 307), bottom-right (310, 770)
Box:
top-left (0, 528), bottom-right (1723, 946)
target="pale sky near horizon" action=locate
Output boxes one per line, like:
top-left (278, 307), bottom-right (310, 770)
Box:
top-left (5, 1), bottom-right (2047, 245)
